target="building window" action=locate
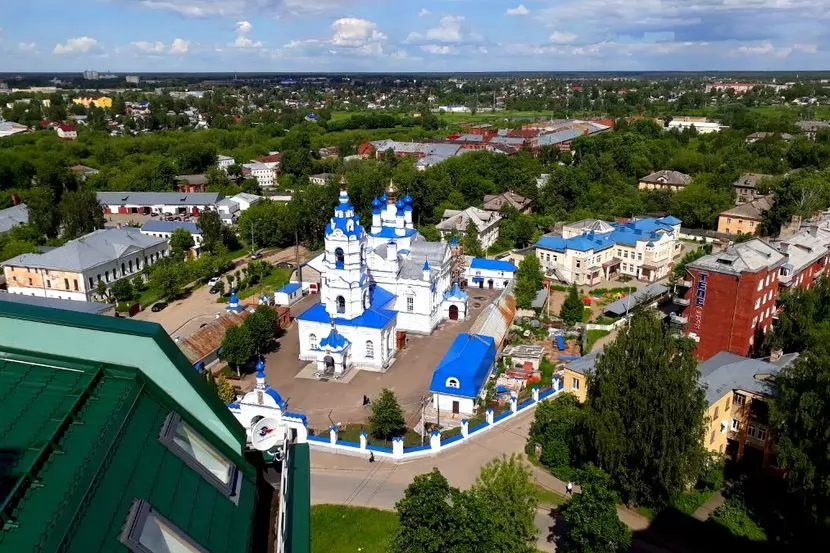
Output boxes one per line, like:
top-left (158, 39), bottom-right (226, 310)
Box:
top-left (46, 280), bottom-right (51, 288)
top-left (637, 253), bottom-right (643, 261)
top-left (106, 271), bottom-right (110, 282)
top-left (758, 427), bottom-right (767, 441)
top-left (757, 280), bottom-right (763, 291)
top-left (365, 340), bottom-right (374, 359)
top-left (754, 298), bottom-right (760, 310)
top-left (714, 406), bottom-right (719, 418)
top-left (734, 393), bottom-right (746, 406)
top-left (309, 333), bottom-right (318, 350)
top-left (710, 430), bottom-right (715, 444)
top-left (445, 377), bottom-right (460, 389)
top-left (160, 413), bottom-right (238, 497)
top-left (28, 278), bottom-right (33, 286)
top-left (747, 425), bottom-right (757, 438)
top-left (336, 296), bottom-right (346, 314)
top-left (73, 279), bottom-right (79, 291)
top-left (129, 260), bottom-right (133, 272)
top-left (731, 419), bottom-right (740, 431)
top-left (64, 278), bottom-right (69, 289)
top-left (119, 499), bottom-right (208, 553)
top-left (407, 296), bottom-right (414, 312)
top-left (575, 260), bottom-right (581, 269)
top-left (89, 277), bottom-right (94, 288)
top-left (334, 247), bottom-right (345, 269)
top-left (572, 378), bottom-right (580, 390)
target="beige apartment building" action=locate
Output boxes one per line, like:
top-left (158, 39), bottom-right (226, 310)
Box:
top-left (2, 227), bottom-right (168, 302)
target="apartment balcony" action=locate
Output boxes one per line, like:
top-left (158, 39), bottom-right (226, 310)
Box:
top-left (673, 296), bottom-right (690, 306)
top-left (813, 266), bottom-right (824, 278)
top-left (677, 279), bottom-right (693, 288)
top-left (670, 313), bottom-right (688, 325)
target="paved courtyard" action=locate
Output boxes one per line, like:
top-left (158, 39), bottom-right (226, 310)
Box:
top-left (263, 288), bottom-right (500, 430)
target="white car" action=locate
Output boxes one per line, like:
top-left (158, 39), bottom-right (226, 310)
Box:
top-left (208, 277), bottom-right (220, 287)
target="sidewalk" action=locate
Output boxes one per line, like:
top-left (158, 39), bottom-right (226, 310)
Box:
top-left (692, 491), bottom-right (724, 521)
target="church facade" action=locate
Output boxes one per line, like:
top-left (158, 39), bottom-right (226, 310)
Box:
top-left (296, 184), bottom-right (468, 376)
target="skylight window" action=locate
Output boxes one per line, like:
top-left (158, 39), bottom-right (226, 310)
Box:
top-left (121, 499), bottom-right (207, 553)
top-left (160, 413), bottom-right (238, 496)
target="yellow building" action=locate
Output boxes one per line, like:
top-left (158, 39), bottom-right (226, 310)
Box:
top-left (557, 349), bottom-right (599, 403)
top-left (72, 96), bottom-right (113, 109)
top-left (717, 196), bottom-right (772, 235)
top-left (699, 351), bottom-right (797, 467)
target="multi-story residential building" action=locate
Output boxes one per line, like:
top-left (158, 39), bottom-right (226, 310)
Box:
top-left (217, 154), bottom-right (235, 171)
top-left (637, 169), bottom-right (693, 192)
top-left (700, 351), bottom-right (798, 467)
top-left (482, 191), bottom-right (532, 213)
top-left (242, 161), bottom-right (277, 187)
top-left (717, 196), bottom-right (772, 235)
top-left (0, 299), bottom-right (311, 553)
top-left (675, 239), bottom-right (786, 360)
top-left (732, 173), bottom-right (772, 204)
top-left (2, 227), bottom-right (168, 302)
top-left (436, 207), bottom-right (502, 250)
top-left (535, 216), bottom-right (682, 286)
top-left (770, 226), bottom-right (830, 290)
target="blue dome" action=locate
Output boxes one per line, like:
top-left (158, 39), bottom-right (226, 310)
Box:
top-left (380, 192), bottom-right (388, 202)
top-left (255, 358), bottom-right (265, 375)
top-left (423, 260), bottom-right (430, 270)
top-left (371, 197), bottom-right (380, 209)
top-left (404, 193), bottom-right (413, 205)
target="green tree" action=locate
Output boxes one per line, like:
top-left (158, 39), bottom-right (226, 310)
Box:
top-left (244, 305), bottom-right (277, 354)
top-left (24, 187), bottom-right (61, 239)
top-left (766, 278), bottom-right (830, 353)
top-left (151, 262), bottom-right (184, 300)
top-left (560, 284), bottom-right (584, 325)
top-left (514, 254), bottom-right (543, 309)
top-left (555, 466), bottom-right (631, 553)
top-left (169, 228), bottom-right (195, 258)
top-left (95, 280), bottom-right (108, 300)
top-left (461, 219), bottom-right (484, 257)
top-left (585, 310), bottom-right (707, 507)
top-left (527, 393), bottom-right (585, 475)
top-left (110, 278), bottom-right (134, 303)
top-left (215, 374), bottom-right (236, 403)
top-left (368, 388), bottom-right (405, 441)
top-left (219, 324), bottom-right (255, 376)
top-left (197, 209), bottom-right (224, 254)
top-left (469, 455), bottom-right (538, 552)
top-left (59, 188), bottom-right (105, 239)
top-left (770, 344), bottom-right (830, 532)
top-left (391, 469), bottom-right (493, 553)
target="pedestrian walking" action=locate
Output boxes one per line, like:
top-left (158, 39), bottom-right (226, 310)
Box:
top-left (566, 482), bottom-right (573, 495)
top-left (362, 394), bottom-right (371, 407)
top-left (369, 451), bottom-right (375, 463)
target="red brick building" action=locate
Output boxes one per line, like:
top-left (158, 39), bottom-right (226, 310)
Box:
top-left (675, 239), bottom-right (785, 361)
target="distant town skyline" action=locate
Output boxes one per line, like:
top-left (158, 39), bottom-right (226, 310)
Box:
top-left (2, 0), bottom-right (828, 72)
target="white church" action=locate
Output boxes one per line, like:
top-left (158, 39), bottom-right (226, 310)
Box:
top-left (296, 183), bottom-right (468, 376)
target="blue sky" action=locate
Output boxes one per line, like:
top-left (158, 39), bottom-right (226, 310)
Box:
top-left (1, 0), bottom-right (828, 72)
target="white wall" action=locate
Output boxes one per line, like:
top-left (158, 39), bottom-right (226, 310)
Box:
top-left (297, 320), bottom-right (391, 371)
top-left (466, 267), bottom-right (514, 289)
top-left (432, 393), bottom-right (476, 416)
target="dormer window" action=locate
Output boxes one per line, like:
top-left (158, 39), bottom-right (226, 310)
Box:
top-left (445, 377), bottom-right (460, 389)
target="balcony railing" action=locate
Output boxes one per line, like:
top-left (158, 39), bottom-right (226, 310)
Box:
top-left (678, 279), bottom-right (692, 288)
top-left (674, 296), bottom-right (690, 306)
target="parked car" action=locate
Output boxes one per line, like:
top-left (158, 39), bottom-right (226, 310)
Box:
top-left (151, 302), bottom-right (168, 312)
top-left (275, 261), bottom-right (294, 269)
top-left (207, 277), bottom-right (220, 288)
top-left (249, 250), bottom-right (263, 260)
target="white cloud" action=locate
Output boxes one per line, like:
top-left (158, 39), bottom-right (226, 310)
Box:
top-left (232, 19), bottom-right (262, 47)
top-left (137, 0), bottom-right (356, 19)
top-left (426, 15), bottom-right (464, 42)
top-left (18, 42), bottom-right (37, 52)
top-left (170, 38), bottom-right (190, 54)
top-left (418, 8), bottom-right (431, 17)
top-left (421, 44), bottom-right (452, 54)
top-left (505, 4), bottom-right (529, 16)
top-left (732, 42), bottom-right (774, 54)
top-left (54, 37), bottom-right (98, 55)
top-left (133, 40), bottom-right (166, 53)
top-left (549, 31), bottom-right (577, 44)
top-left (330, 17), bottom-right (386, 47)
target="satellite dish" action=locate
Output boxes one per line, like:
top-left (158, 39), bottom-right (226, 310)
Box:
top-left (250, 417), bottom-right (285, 451)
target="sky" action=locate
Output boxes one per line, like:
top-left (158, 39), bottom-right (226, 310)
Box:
top-left (1, 0), bottom-right (828, 73)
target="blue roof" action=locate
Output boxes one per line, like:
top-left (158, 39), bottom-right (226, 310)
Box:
top-left (319, 328), bottom-right (349, 350)
top-left (264, 388), bottom-right (287, 409)
top-left (278, 282), bottom-right (302, 294)
top-left (326, 191), bottom-right (363, 238)
top-left (444, 282), bottom-right (468, 301)
top-left (429, 333), bottom-right (496, 399)
top-left (658, 215), bottom-right (682, 225)
top-left (368, 226), bottom-right (418, 239)
top-left (535, 217), bottom-right (677, 253)
top-left (296, 285), bottom-right (397, 329)
top-left (141, 220), bottom-right (201, 234)
top-left (470, 258), bottom-right (517, 272)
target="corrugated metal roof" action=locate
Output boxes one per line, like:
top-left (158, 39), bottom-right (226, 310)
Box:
top-left (96, 191), bottom-right (220, 206)
top-left (0, 203), bottom-right (28, 234)
top-left (177, 311), bottom-right (251, 363)
top-left (470, 284), bottom-right (516, 346)
top-left (0, 292), bottom-right (112, 314)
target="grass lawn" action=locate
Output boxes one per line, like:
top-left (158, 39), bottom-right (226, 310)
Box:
top-left (535, 484), bottom-right (567, 507)
top-left (585, 329), bottom-right (611, 352)
top-left (337, 424), bottom-right (423, 447)
top-left (237, 268), bottom-right (291, 300)
top-left (710, 497), bottom-right (767, 541)
top-left (137, 286), bottom-right (164, 308)
top-left (311, 505), bottom-right (398, 553)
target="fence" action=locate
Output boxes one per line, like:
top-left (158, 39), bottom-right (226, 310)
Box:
top-left (307, 379), bottom-right (565, 461)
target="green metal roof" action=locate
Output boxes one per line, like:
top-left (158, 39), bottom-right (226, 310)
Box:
top-left (285, 443), bottom-right (311, 553)
top-left (0, 352), bottom-right (256, 553)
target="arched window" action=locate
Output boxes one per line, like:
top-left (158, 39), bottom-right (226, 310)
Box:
top-left (336, 296), bottom-right (346, 314)
top-left (121, 262), bottom-right (126, 275)
top-left (309, 333), bottom-right (318, 350)
top-left (334, 247), bottom-right (345, 269)
top-left (363, 289), bottom-right (371, 309)
top-left (445, 377), bottom-right (460, 389)
top-left (365, 340), bottom-right (374, 359)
